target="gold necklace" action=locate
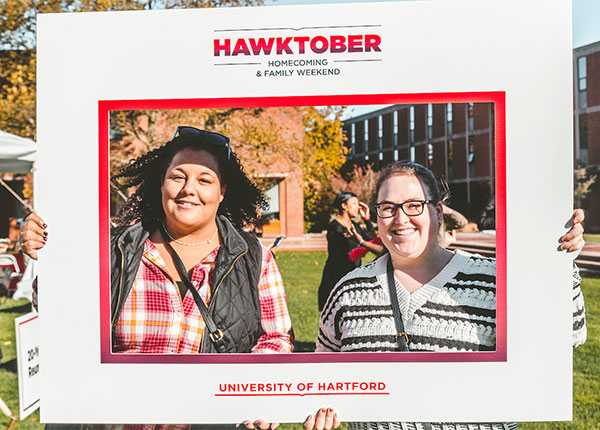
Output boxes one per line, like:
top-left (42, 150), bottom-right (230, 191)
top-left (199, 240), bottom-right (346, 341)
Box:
top-left (337, 216), bottom-right (352, 231)
top-left (162, 220), bottom-right (218, 246)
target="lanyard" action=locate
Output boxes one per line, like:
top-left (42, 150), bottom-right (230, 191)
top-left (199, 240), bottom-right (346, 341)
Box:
top-left (159, 228), bottom-right (226, 353)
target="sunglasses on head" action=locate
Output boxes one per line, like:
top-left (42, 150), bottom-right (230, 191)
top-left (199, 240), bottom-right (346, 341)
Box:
top-left (172, 126), bottom-right (231, 160)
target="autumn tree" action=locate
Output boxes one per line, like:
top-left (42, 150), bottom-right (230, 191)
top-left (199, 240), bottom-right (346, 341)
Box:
top-left (301, 105), bottom-right (348, 232)
top-left (574, 159), bottom-right (598, 210)
top-left (330, 164), bottom-right (380, 205)
top-left (0, 0), bottom-right (263, 140)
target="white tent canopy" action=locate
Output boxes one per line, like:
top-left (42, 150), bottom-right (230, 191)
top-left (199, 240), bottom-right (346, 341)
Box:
top-left (0, 130), bottom-right (36, 173)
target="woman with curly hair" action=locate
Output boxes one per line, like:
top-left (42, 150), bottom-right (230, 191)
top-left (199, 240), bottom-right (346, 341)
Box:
top-left (22, 126), bottom-right (293, 356)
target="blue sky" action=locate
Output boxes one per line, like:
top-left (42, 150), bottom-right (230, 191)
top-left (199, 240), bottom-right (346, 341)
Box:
top-left (573, 0), bottom-right (600, 48)
top-left (265, 0), bottom-right (600, 49)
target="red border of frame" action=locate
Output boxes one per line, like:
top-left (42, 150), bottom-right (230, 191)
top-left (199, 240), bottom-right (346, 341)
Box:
top-left (99, 92), bottom-right (506, 364)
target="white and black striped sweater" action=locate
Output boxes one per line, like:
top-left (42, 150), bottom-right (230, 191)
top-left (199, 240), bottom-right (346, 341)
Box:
top-left (316, 251), bottom-right (587, 430)
top-left (317, 250), bottom-right (586, 353)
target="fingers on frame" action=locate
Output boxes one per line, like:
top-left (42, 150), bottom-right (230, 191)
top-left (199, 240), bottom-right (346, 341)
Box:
top-left (22, 221), bottom-right (47, 241)
top-left (333, 413), bottom-right (341, 428)
top-left (303, 414), bottom-right (315, 430)
top-left (314, 408), bottom-right (328, 430)
top-left (253, 419), bottom-right (270, 430)
top-left (26, 213), bottom-right (47, 230)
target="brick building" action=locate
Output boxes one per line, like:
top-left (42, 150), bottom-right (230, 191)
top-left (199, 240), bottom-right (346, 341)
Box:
top-left (342, 102), bottom-right (495, 222)
top-left (574, 41), bottom-right (600, 231)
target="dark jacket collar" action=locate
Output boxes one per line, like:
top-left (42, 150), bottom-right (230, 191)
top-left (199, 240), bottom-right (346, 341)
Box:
top-left (215, 215), bottom-right (248, 256)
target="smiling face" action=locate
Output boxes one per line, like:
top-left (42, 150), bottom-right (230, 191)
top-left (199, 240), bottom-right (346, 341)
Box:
top-left (342, 196), bottom-right (360, 218)
top-left (376, 174), bottom-right (442, 263)
top-left (160, 148), bottom-right (225, 235)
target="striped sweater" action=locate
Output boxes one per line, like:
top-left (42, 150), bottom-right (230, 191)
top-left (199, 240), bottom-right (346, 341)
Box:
top-left (316, 250), bottom-right (587, 430)
top-left (317, 250), bottom-right (498, 353)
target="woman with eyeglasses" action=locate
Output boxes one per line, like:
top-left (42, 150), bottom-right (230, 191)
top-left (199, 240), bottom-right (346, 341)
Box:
top-left (318, 192), bottom-right (384, 311)
top-left (312, 161), bottom-right (586, 430)
top-left (22, 127), bottom-right (293, 359)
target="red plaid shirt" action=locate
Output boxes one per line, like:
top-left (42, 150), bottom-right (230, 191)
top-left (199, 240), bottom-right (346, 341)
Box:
top-left (97, 240), bottom-right (293, 430)
top-left (112, 239), bottom-right (293, 355)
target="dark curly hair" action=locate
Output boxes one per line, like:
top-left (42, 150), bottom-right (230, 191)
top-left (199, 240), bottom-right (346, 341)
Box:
top-left (111, 133), bottom-right (267, 229)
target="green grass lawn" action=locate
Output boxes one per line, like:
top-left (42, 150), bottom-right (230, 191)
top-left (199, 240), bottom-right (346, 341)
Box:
top-left (0, 298), bottom-right (40, 430)
top-left (584, 234), bottom-right (600, 243)
top-left (1, 252), bottom-right (598, 429)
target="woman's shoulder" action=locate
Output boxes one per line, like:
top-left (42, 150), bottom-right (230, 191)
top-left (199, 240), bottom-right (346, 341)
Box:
top-left (335, 255), bottom-right (386, 289)
top-left (321, 257), bottom-right (387, 313)
top-left (110, 221), bottom-right (153, 249)
top-left (327, 218), bottom-right (343, 230)
top-left (451, 249), bottom-right (496, 278)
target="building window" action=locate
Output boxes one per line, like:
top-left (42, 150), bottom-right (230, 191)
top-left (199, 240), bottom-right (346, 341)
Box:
top-left (364, 119), bottom-right (369, 153)
top-left (262, 183), bottom-right (281, 235)
top-left (468, 135), bottom-right (475, 163)
top-left (579, 114), bottom-right (588, 164)
top-left (427, 143), bottom-right (433, 168)
top-left (393, 111), bottom-right (398, 147)
top-left (447, 139), bottom-right (453, 179)
top-left (409, 106), bottom-right (415, 143)
top-left (351, 123), bottom-right (355, 155)
top-left (578, 56), bottom-right (587, 109)
top-left (378, 115), bottom-right (383, 151)
top-left (427, 104), bottom-right (433, 139)
top-left (468, 135), bottom-right (475, 177)
top-left (580, 114), bottom-right (588, 149)
top-left (468, 102), bottom-right (474, 132)
top-left (446, 104), bottom-right (453, 136)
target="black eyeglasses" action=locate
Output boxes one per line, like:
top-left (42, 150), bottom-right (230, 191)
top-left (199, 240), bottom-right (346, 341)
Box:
top-left (172, 126), bottom-right (231, 160)
top-left (375, 200), bottom-right (434, 218)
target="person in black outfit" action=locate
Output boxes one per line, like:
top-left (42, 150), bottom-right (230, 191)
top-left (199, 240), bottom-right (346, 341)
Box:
top-left (318, 192), bottom-right (383, 310)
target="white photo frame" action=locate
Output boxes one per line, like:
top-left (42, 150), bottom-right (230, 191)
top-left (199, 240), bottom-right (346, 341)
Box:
top-left (36, 0), bottom-right (575, 424)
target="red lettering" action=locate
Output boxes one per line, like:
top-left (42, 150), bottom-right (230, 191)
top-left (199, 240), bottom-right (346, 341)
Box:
top-left (257, 383), bottom-right (264, 391)
top-left (378, 382), bottom-right (386, 390)
top-left (277, 37), bottom-right (293, 54)
top-left (214, 39), bottom-right (231, 56)
top-left (369, 382), bottom-right (376, 390)
top-left (330, 35), bottom-right (346, 53)
top-left (232, 38), bottom-right (251, 56)
top-left (294, 36), bottom-right (310, 54)
top-left (310, 35), bottom-right (329, 54)
top-left (365, 34), bottom-right (382, 52)
top-left (348, 35), bottom-right (362, 52)
top-left (249, 38), bottom-right (275, 55)
top-left (335, 382), bottom-right (343, 390)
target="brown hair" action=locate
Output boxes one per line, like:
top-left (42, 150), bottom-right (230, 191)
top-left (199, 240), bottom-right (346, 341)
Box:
top-left (373, 161), bottom-right (449, 206)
